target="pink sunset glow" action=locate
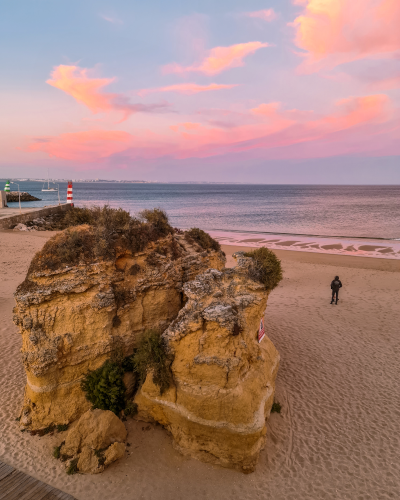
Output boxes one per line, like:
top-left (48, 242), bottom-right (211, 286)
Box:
top-left (1, 0), bottom-right (399, 180)
top-left (27, 94), bottom-right (398, 164)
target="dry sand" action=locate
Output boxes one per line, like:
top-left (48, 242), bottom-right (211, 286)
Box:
top-left (1, 231), bottom-right (400, 499)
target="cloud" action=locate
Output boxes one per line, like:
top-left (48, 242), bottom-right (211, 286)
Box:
top-left (99, 14), bottom-right (123, 25)
top-left (245, 9), bottom-right (277, 22)
top-left (291, 0), bottom-right (400, 72)
top-left (138, 83), bottom-right (238, 97)
top-left (27, 130), bottom-right (132, 162)
top-left (47, 65), bottom-right (169, 120)
top-left (27, 94), bottom-right (396, 164)
top-left (163, 42), bottom-right (270, 75)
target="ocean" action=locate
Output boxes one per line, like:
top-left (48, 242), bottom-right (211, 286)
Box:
top-left (3, 181), bottom-right (400, 258)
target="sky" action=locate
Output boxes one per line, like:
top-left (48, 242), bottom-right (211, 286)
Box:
top-left (0, 0), bottom-right (399, 183)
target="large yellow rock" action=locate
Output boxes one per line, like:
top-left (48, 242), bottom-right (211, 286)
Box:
top-left (13, 233), bottom-right (225, 429)
top-left (135, 261), bottom-right (280, 473)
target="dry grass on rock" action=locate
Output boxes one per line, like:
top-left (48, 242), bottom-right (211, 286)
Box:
top-left (244, 247), bottom-right (283, 291)
top-left (25, 206), bottom-right (175, 274)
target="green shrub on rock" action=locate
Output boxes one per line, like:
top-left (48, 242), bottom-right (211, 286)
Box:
top-left (244, 247), bottom-right (283, 291)
top-left (133, 330), bottom-right (172, 395)
top-left (81, 361), bottom-right (126, 415)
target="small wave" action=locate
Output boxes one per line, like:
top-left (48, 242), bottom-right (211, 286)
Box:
top-left (208, 228), bottom-right (399, 242)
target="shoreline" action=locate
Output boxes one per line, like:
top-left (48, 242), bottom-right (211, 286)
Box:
top-left (211, 230), bottom-right (400, 261)
top-left (221, 243), bottom-right (400, 272)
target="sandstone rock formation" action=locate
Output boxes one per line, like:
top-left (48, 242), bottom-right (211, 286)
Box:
top-left (134, 254), bottom-right (280, 473)
top-left (13, 230), bottom-right (225, 429)
top-left (61, 409), bottom-right (127, 474)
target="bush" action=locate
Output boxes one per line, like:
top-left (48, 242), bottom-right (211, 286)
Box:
top-left (271, 401), bottom-right (282, 414)
top-left (184, 228), bottom-right (220, 251)
top-left (53, 445), bottom-right (61, 459)
top-left (62, 207), bottom-right (94, 227)
top-left (124, 401), bottom-right (138, 417)
top-left (81, 361), bottom-right (126, 415)
top-left (133, 330), bottom-right (172, 395)
top-left (139, 208), bottom-right (172, 238)
top-left (26, 206), bottom-right (175, 273)
top-left (27, 226), bottom-right (95, 273)
top-left (66, 458), bottom-right (79, 475)
top-left (244, 247), bottom-right (283, 291)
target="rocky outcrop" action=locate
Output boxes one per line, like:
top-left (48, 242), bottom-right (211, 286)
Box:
top-left (7, 191), bottom-right (41, 202)
top-left (134, 255), bottom-right (280, 473)
top-left (13, 233), bottom-right (225, 429)
top-left (61, 409), bottom-right (127, 474)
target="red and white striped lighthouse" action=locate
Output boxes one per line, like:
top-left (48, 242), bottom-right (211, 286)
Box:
top-left (67, 181), bottom-right (73, 205)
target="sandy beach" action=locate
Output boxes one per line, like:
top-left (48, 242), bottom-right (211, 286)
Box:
top-left (1, 230), bottom-right (400, 499)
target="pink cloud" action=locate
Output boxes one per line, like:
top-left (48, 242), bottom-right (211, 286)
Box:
top-left (27, 94), bottom-right (396, 163)
top-left (245, 9), bottom-right (277, 22)
top-left (47, 65), bottom-right (169, 120)
top-left (138, 83), bottom-right (238, 97)
top-left (291, 0), bottom-right (400, 72)
top-left (163, 42), bottom-right (270, 75)
top-left (27, 130), bottom-right (132, 162)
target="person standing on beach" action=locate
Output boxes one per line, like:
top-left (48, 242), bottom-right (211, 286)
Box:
top-left (331, 276), bottom-right (342, 304)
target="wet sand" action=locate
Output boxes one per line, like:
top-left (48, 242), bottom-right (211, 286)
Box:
top-left (1, 231), bottom-right (400, 499)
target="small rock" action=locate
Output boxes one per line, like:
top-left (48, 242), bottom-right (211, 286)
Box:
top-left (77, 446), bottom-right (104, 474)
top-left (104, 442), bottom-right (125, 466)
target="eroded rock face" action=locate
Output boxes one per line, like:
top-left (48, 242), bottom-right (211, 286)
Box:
top-left (13, 234), bottom-right (225, 429)
top-left (62, 409), bottom-right (127, 474)
top-left (134, 259), bottom-right (280, 473)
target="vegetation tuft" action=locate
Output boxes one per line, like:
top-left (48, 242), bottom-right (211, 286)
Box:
top-left (95, 449), bottom-right (107, 466)
top-left (81, 360), bottom-right (126, 415)
top-left (244, 247), bottom-right (283, 291)
top-left (25, 206), bottom-right (175, 275)
top-left (56, 424), bottom-right (69, 432)
top-left (271, 401), bottom-right (282, 414)
top-left (124, 401), bottom-right (138, 417)
top-left (66, 458), bottom-right (79, 475)
top-left (53, 445), bottom-right (62, 459)
top-left (184, 228), bottom-right (220, 252)
top-left (35, 424), bottom-right (55, 437)
top-left (138, 208), bottom-right (172, 238)
top-left (132, 330), bottom-right (172, 395)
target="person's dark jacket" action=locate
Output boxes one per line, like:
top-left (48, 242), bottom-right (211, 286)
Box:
top-left (331, 279), bottom-right (342, 292)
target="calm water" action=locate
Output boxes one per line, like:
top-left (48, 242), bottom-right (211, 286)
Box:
top-left (3, 181), bottom-right (400, 240)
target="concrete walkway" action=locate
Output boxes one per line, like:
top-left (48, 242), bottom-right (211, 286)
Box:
top-left (0, 460), bottom-right (76, 499)
top-left (0, 205), bottom-right (72, 229)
